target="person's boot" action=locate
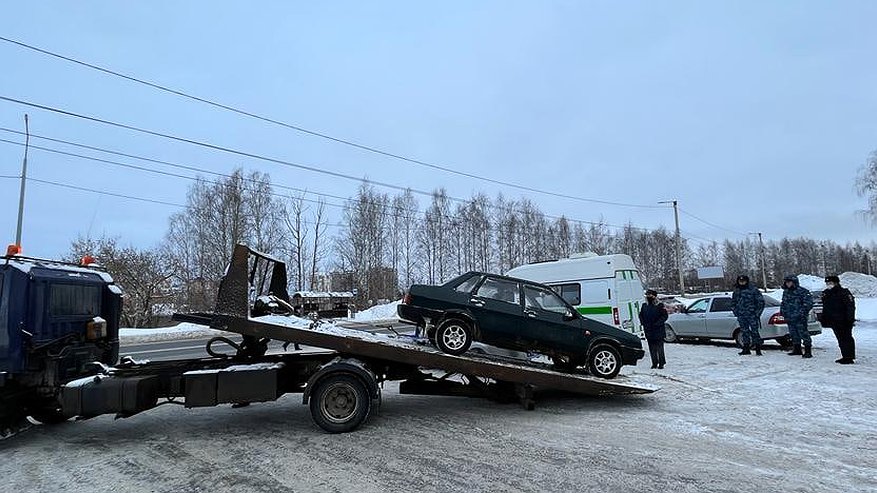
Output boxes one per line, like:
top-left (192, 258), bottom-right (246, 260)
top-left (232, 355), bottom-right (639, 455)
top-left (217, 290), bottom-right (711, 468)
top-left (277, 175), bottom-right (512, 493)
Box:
top-left (754, 345), bottom-right (762, 356)
top-left (802, 344), bottom-right (812, 359)
top-left (738, 347), bottom-right (751, 355)
top-left (788, 344), bottom-right (802, 356)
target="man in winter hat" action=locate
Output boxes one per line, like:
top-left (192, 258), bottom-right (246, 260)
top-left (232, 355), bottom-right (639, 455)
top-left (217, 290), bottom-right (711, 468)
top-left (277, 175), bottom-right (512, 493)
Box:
top-left (731, 275), bottom-right (765, 355)
top-left (821, 275), bottom-right (857, 364)
top-left (780, 275), bottom-right (815, 358)
top-left (639, 289), bottom-right (668, 369)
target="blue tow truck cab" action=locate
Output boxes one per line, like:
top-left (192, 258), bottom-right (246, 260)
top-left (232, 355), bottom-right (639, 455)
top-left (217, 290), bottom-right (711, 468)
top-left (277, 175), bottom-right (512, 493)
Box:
top-left (0, 254), bottom-right (122, 434)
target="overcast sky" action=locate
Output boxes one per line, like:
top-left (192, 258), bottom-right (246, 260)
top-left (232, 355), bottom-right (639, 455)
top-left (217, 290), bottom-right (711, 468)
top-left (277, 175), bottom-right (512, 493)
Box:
top-left (1, 1), bottom-right (875, 259)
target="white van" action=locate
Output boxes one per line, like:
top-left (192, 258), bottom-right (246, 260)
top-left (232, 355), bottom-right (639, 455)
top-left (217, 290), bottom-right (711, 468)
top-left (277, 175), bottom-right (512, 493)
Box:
top-left (505, 253), bottom-right (645, 337)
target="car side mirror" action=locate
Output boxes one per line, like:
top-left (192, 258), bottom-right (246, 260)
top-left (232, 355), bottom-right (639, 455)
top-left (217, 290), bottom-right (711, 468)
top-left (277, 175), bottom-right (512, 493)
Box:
top-left (681, 306), bottom-right (689, 314)
top-left (563, 310), bottom-right (576, 321)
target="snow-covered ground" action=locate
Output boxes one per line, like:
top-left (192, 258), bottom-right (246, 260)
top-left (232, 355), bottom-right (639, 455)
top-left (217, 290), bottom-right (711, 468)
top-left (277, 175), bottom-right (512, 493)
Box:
top-left (3, 319), bottom-right (875, 492)
top-left (351, 299), bottom-right (401, 322)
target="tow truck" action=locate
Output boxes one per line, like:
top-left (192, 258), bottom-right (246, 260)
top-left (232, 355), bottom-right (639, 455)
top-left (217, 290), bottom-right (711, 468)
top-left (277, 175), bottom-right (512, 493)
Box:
top-left (1, 245), bottom-right (658, 438)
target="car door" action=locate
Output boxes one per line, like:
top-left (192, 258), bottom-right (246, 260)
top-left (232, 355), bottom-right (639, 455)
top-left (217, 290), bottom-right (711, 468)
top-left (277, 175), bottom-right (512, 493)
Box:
top-left (673, 298), bottom-right (709, 337)
top-left (469, 276), bottom-right (525, 347)
top-left (521, 284), bottom-right (583, 352)
top-left (704, 296), bottom-right (737, 338)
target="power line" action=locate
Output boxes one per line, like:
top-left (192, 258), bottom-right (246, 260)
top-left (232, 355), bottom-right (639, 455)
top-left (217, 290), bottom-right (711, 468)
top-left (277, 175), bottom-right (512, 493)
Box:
top-left (0, 121), bottom-right (659, 234)
top-left (0, 36), bottom-right (665, 210)
top-left (678, 208), bottom-right (747, 237)
top-left (27, 176), bottom-right (184, 207)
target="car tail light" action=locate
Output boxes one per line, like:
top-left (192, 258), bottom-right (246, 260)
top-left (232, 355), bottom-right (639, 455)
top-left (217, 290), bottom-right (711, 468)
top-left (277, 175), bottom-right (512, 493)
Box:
top-left (768, 312), bottom-right (785, 325)
top-left (402, 292), bottom-right (412, 305)
top-left (612, 307), bottom-right (620, 325)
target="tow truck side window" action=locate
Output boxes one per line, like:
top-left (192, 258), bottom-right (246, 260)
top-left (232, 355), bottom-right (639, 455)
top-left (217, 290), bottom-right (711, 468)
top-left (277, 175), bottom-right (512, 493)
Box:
top-left (49, 284), bottom-right (101, 317)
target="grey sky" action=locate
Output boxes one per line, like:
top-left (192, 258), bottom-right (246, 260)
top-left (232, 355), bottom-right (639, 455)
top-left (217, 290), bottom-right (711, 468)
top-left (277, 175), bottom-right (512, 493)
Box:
top-left (1, 1), bottom-right (875, 259)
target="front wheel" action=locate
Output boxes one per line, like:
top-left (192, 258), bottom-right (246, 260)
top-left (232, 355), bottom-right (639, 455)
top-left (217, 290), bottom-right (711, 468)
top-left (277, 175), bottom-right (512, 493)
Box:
top-left (664, 325), bottom-right (678, 343)
top-left (588, 344), bottom-right (622, 379)
top-left (309, 374), bottom-right (372, 434)
top-left (435, 319), bottom-right (473, 356)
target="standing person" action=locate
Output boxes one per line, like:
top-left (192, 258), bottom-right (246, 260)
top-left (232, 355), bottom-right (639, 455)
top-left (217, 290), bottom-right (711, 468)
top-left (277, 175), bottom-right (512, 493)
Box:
top-left (639, 289), bottom-right (668, 369)
top-left (731, 275), bottom-right (765, 355)
top-left (780, 275), bottom-right (815, 358)
top-left (821, 275), bottom-right (857, 364)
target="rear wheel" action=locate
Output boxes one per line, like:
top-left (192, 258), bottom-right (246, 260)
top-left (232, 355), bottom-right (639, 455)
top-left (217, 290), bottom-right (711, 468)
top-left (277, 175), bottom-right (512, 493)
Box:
top-left (309, 374), bottom-right (372, 434)
top-left (435, 319), bottom-right (473, 356)
top-left (588, 344), bottom-right (622, 379)
top-left (664, 325), bottom-right (678, 343)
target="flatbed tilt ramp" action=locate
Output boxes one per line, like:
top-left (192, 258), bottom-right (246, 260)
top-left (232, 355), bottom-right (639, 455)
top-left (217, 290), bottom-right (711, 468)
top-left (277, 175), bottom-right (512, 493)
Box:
top-left (202, 246), bottom-right (656, 403)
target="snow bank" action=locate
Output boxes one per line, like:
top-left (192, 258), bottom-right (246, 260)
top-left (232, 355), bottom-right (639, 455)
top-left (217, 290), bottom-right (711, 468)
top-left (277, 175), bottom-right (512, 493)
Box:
top-left (855, 298), bottom-right (877, 322)
top-left (839, 272), bottom-right (877, 297)
top-left (352, 300), bottom-right (401, 322)
top-left (794, 274), bottom-right (825, 291)
top-left (119, 323), bottom-right (227, 344)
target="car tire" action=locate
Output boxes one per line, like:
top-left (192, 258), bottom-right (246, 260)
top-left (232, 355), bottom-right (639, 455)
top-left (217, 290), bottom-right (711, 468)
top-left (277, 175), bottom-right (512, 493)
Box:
top-left (435, 318), bottom-right (473, 356)
top-left (664, 324), bottom-right (678, 343)
top-left (734, 329), bottom-right (745, 348)
top-left (309, 373), bottom-right (371, 434)
top-left (776, 335), bottom-right (792, 348)
top-left (588, 343), bottom-right (621, 379)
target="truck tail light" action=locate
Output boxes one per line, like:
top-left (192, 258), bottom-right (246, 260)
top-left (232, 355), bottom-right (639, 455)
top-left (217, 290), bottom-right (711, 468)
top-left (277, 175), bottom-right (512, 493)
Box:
top-left (768, 313), bottom-right (785, 325)
top-left (612, 307), bottom-right (620, 325)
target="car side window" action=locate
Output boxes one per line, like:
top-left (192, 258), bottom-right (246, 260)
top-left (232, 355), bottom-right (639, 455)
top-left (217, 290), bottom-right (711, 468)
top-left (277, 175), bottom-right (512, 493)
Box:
top-left (709, 297), bottom-right (733, 312)
top-left (475, 278), bottom-right (520, 305)
top-left (688, 299), bottom-right (709, 313)
top-left (454, 275), bottom-right (481, 294)
top-left (551, 283), bottom-right (581, 305)
top-left (524, 285), bottom-right (569, 314)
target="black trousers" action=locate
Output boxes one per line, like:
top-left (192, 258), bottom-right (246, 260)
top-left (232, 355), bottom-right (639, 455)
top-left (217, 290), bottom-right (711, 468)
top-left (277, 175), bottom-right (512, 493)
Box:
top-left (647, 339), bottom-right (665, 366)
top-left (832, 323), bottom-right (855, 360)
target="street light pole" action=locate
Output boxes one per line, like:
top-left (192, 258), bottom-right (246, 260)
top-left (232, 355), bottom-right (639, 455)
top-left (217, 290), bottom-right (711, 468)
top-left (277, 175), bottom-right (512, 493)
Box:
top-left (659, 199), bottom-right (685, 294)
top-left (14, 114), bottom-right (29, 248)
top-left (752, 232), bottom-right (768, 290)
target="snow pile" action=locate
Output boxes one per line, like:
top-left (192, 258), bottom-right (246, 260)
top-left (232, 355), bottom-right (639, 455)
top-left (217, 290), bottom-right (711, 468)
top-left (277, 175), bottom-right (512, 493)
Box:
top-left (352, 299), bottom-right (401, 321)
top-left (839, 272), bottom-right (877, 297)
top-left (119, 323), bottom-right (227, 343)
top-left (794, 274), bottom-right (825, 291)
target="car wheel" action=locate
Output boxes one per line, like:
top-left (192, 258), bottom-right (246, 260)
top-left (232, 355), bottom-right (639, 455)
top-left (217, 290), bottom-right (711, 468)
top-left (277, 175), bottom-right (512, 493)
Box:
top-left (309, 374), bottom-right (371, 434)
top-left (776, 335), bottom-right (792, 348)
top-left (435, 319), bottom-right (473, 356)
top-left (588, 344), bottom-right (621, 379)
top-left (734, 329), bottom-right (745, 348)
top-left (664, 324), bottom-right (678, 343)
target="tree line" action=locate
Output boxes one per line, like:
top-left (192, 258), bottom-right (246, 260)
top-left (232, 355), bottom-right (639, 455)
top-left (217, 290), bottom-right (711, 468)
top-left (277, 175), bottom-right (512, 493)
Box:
top-left (68, 168), bottom-right (877, 327)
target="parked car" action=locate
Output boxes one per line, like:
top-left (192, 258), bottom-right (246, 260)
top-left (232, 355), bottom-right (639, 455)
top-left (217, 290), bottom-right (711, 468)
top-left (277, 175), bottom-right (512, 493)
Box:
top-left (664, 294), bottom-right (822, 347)
top-left (398, 271), bottom-right (645, 378)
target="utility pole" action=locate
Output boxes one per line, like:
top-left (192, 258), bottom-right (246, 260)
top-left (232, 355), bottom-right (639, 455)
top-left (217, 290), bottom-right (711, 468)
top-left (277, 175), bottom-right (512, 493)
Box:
top-left (752, 232), bottom-right (768, 290)
top-left (15, 114), bottom-right (29, 248)
top-left (659, 199), bottom-right (685, 294)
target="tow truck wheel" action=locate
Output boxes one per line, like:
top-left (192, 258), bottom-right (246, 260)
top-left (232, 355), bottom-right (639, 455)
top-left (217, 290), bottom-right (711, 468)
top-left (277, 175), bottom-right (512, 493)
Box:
top-left (310, 374), bottom-right (371, 434)
top-left (588, 344), bottom-right (621, 379)
top-left (29, 407), bottom-right (68, 425)
top-left (435, 319), bottom-right (473, 356)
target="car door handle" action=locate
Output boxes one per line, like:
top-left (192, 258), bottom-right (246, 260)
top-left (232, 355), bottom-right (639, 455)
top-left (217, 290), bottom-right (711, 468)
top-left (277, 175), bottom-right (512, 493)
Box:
top-left (524, 309), bottom-right (537, 318)
top-left (469, 298), bottom-right (484, 307)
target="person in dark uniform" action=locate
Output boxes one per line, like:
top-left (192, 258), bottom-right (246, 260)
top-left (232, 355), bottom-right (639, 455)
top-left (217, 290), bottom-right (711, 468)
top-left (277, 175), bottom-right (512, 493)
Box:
top-left (639, 289), bottom-right (669, 369)
top-left (821, 275), bottom-right (857, 364)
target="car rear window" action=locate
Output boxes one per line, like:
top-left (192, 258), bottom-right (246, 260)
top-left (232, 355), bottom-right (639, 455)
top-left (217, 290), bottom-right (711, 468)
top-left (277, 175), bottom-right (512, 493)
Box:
top-left (454, 275), bottom-right (481, 293)
top-left (49, 283), bottom-right (101, 317)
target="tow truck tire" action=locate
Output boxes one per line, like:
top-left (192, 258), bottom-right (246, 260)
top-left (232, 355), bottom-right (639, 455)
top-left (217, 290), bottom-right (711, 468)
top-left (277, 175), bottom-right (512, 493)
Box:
top-left (29, 407), bottom-right (68, 425)
top-left (309, 374), bottom-right (371, 434)
top-left (435, 319), bottom-right (473, 356)
top-left (588, 343), bottom-right (621, 379)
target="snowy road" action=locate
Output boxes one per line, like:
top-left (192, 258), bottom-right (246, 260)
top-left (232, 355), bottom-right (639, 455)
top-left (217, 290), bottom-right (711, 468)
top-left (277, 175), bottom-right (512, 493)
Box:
top-left (2, 323), bottom-right (875, 493)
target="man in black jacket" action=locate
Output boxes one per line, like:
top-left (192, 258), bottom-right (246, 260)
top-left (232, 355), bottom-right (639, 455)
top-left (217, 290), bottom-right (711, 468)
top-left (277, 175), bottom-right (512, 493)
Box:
top-left (821, 275), bottom-right (857, 364)
top-left (639, 289), bottom-right (669, 369)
